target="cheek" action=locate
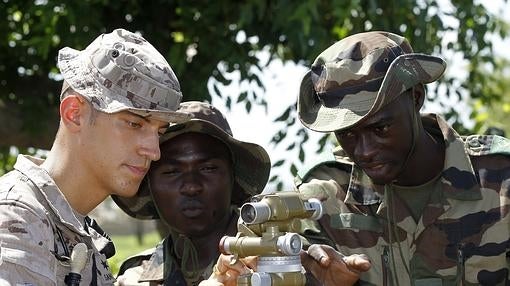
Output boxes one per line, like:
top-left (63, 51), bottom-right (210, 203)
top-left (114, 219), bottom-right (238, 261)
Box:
top-left (208, 180), bottom-right (233, 209)
top-left (151, 185), bottom-right (179, 208)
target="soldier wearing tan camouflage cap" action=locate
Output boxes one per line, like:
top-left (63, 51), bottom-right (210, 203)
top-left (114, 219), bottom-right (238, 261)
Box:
top-left (0, 28), bottom-right (190, 285)
top-left (113, 101), bottom-right (271, 285)
top-left (295, 31), bottom-right (510, 285)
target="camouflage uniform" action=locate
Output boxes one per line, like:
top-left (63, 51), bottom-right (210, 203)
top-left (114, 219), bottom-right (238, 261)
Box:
top-left (0, 29), bottom-right (189, 285)
top-left (295, 31), bottom-right (510, 285)
top-left (297, 114), bottom-right (510, 285)
top-left (0, 155), bottom-right (115, 285)
top-left (113, 102), bottom-right (271, 285)
top-left (116, 210), bottom-right (240, 286)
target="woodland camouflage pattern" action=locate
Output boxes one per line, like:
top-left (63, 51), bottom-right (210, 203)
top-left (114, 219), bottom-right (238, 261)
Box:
top-left (297, 115), bottom-right (510, 285)
top-left (0, 155), bottom-right (115, 285)
top-left (298, 31), bottom-right (446, 132)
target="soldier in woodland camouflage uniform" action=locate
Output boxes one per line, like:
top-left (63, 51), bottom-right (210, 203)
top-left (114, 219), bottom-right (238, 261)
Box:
top-left (296, 31), bottom-right (510, 285)
top-left (113, 101), bottom-right (271, 286)
top-left (0, 29), bottom-right (190, 285)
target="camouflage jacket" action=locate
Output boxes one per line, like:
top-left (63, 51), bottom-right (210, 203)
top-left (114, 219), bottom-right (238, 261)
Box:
top-left (116, 211), bottom-right (239, 286)
top-left (296, 114), bottom-right (510, 286)
top-left (115, 239), bottom-right (215, 286)
top-left (0, 155), bottom-right (116, 285)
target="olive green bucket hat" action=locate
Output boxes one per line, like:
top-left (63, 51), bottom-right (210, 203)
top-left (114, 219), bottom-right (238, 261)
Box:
top-left (112, 101), bottom-right (271, 219)
top-left (298, 31), bottom-right (447, 132)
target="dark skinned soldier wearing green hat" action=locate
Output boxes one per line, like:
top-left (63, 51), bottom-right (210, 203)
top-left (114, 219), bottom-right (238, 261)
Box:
top-left (296, 31), bottom-right (510, 285)
top-left (113, 101), bottom-right (271, 285)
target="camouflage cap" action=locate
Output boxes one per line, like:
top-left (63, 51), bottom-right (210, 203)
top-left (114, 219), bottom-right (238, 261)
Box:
top-left (112, 101), bottom-right (272, 219)
top-left (57, 28), bottom-right (191, 123)
top-left (298, 31), bottom-right (446, 132)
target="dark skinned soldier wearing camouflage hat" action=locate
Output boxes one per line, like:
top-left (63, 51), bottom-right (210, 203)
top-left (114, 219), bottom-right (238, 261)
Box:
top-left (295, 31), bottom-right (510, 285)
top-left (0, 28), bottom-right (190, 285)
top-left (113, 101), bottom-right (271, 285)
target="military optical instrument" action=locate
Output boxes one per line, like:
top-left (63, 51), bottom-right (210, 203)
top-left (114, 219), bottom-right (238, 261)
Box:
top-left (219, 191), bottom-right (323, 286)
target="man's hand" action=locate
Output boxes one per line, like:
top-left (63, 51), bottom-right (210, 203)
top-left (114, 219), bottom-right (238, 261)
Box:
top-left (198, 254), bottom-right (257, 286)
top-left (300, 244), bottom-right (371, 286)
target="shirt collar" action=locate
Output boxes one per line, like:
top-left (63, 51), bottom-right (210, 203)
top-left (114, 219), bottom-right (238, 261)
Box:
top-left (343, 114), bottom-right (482, 205)
top-left (138, 240), bottom-right (165, 282)
top-left (13, 154), bottom-right (89, 236)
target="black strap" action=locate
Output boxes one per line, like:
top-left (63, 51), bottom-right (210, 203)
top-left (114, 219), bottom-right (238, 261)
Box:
top-left (84, 216), bottom-right (116, 259)
top-left (91, 253), bottom-right (98, 286)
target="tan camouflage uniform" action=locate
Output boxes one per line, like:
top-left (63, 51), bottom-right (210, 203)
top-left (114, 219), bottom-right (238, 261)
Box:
top-left (0, 155), bottom-right (115, 285)
top-left (298, 115), bottom-right (510, 285)
top-left (0, 29), bottom-right (189, 285)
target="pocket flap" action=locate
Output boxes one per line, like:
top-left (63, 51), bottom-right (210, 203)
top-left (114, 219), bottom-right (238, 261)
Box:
top-left (330, 213), bottom-right (382, 232)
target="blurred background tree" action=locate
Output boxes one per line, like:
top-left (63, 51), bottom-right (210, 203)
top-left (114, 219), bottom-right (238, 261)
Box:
top-left (1, 0), bottom-right (509, 187)
top-left (471, 57), bottom-right (510, 136)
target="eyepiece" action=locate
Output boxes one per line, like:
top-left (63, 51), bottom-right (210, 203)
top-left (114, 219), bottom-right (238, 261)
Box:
top-left (241, 202), bottom-right (271, 224)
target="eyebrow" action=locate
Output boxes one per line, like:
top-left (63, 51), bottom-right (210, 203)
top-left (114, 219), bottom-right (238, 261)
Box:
top-left (163, 155), bottom-right (224, 165)
top-left (128, 111), bottom-right (169, 129)
top-left (127, 112), bottom-right (151, 122)
top-left (362, 114), bottom-right (393, 129)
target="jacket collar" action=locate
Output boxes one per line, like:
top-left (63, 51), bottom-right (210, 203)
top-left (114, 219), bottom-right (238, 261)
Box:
top-left (139, 240), bottom-right (165, 282)
top-left (14, 155), bottom-right (89, 236)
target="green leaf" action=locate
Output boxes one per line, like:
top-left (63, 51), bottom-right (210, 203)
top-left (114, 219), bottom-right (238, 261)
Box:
top-left (272, 159), bottom-right (285, 167)
top-left (290, 163), bottom-right (298, 176)
top-left (237, 91), bottom-right (248, 103)
top-left (298, 146), bottom-right (305, 162)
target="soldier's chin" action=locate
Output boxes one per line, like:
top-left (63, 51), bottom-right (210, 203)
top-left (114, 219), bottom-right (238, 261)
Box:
top-left (365, 172), bottom-right (395, 186)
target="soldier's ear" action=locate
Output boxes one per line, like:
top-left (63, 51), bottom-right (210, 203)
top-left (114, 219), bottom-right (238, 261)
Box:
top-left (413, 84), bottom-right (425, 110)
top-left (60, 94), bottom-right (87, 132)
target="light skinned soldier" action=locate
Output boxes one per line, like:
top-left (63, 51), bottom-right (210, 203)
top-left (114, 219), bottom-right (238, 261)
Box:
top-left (294, 31), bottom-right (510, 285)
top-left (0, 29), bottom-right (190, 285)
top-left (112, 101), bottom-right (272, 285)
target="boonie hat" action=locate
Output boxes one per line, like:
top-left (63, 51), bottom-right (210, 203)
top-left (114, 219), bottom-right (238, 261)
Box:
top-left (112, 101), bottom-right (272, 219)
top-left (57, 28), bottom-right (191, 123)
top-left (298, 31), bottom-right (446, 132)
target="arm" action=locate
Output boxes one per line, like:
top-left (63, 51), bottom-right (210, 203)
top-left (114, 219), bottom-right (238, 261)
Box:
top-left (0, 199), bottom-right (57, 285)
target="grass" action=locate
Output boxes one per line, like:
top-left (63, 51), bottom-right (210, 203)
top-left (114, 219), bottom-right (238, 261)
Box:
top-left (108, 231), bottom-right (162, 276)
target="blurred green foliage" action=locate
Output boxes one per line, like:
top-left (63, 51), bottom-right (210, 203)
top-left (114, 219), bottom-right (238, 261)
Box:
top-left (108, 231), bottom-right (162, 277)
top-left (0, 0), bottom-right (508, 187)
top-left (470, 57), bottom-right (510, 136)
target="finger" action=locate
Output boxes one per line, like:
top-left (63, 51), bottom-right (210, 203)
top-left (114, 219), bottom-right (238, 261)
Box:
top-left (306, 244), bottom-right (333, 266)
top-left (217, 269), bottom-right (240, 286)
top-left (198, 279), bottom-right (223, 286)
top-left (343, 254), bottom-right (371, 273)
top-left (229, 260), bottom-right (251, 274)
top-left (215, 254), bottom-right (230, 274)
top-left (300, 250), bottom-right (324, 277)
top-left (240, 256), bottom-right (258, 271)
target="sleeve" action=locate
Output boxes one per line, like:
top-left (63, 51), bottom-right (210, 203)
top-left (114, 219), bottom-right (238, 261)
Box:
top-left (115, 265), bottom-right (148, 286)
top-left (295, 163), bottom-right (352, 249)
top-left (297, 162), bottom-right (352, 216)
top-left (0, 199), bottom-right (57, 285)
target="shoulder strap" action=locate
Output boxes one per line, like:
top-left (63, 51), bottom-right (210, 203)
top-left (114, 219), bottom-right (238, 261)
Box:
top-left (464, 135), bottom-right (510, 156)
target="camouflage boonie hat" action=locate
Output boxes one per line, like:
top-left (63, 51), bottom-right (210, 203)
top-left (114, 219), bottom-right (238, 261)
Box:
top-left (298, 31), bottom-right (446, 132)
top-left (57, 28), bottom-right (191, 123)
top-left (112, 101), bottom-right (272, 219)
